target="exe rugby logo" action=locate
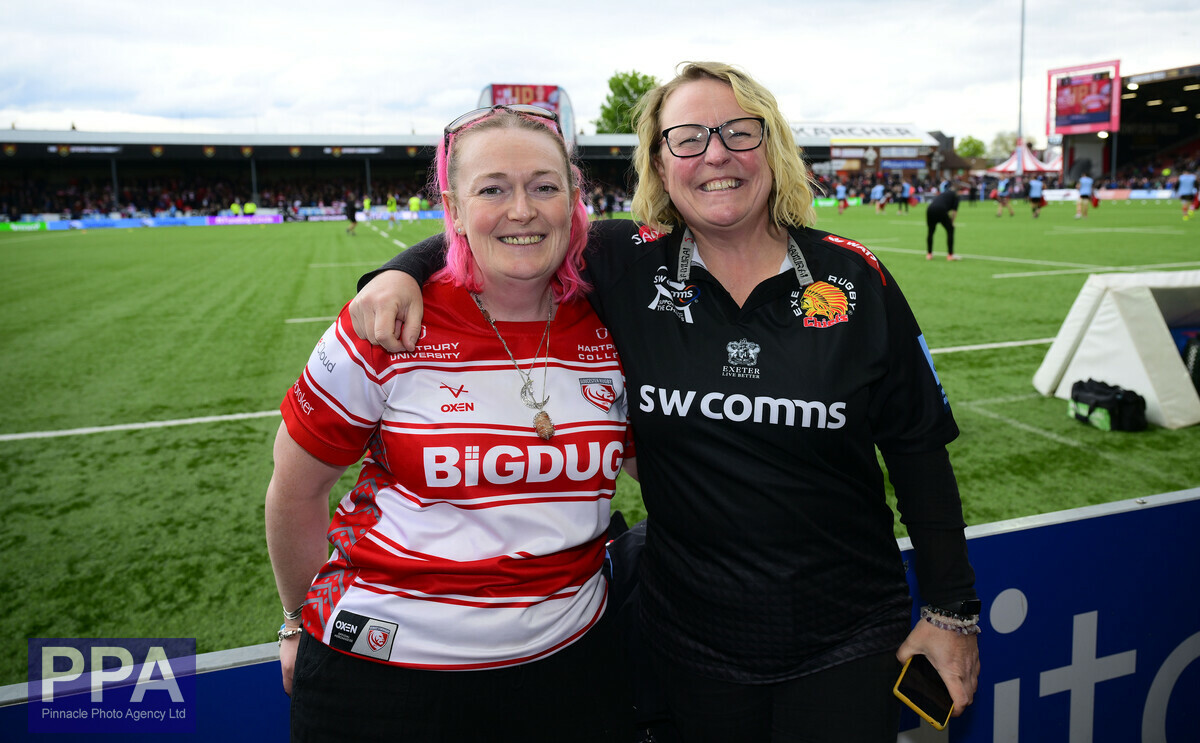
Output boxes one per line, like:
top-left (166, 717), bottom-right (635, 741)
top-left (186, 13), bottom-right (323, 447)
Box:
top-left (647, 265), bottom-right (699, 323)
top-left (580, 378), bottom-right (617, 412)
top-left (793, 280), bottom-right (851, 329)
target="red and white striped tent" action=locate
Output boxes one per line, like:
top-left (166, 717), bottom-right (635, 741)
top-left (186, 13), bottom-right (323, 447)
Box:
top-left (988, 143), bottom-right (1058, 174)
top-left (1042, 152), bottom-right (1063, 172)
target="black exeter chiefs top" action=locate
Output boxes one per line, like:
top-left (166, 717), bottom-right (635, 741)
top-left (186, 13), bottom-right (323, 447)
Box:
top-left (366, 219), bottom-right (976, 683)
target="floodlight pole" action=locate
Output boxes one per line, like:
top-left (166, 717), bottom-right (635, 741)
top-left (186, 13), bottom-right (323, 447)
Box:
top-left (110, 158), bottom-right (119, 214)
top-left (250, 157), bottom-right (259, 205)
top-left (1016, 0), bottom-right (1026, 176)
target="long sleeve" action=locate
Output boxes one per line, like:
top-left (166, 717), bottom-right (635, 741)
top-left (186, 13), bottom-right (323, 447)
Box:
top-left (357, 234), bottom-right (448, 292)
top-left (885, 447), bottom-right (977, 607)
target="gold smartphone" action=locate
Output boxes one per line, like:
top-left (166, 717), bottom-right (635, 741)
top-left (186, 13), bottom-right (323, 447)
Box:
top-left (893, 654), bottom-right (954, 731)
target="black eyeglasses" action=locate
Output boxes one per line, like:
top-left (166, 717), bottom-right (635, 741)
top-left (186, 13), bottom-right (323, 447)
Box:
top-left (661, 117), bottom-right (766, 158)
top-left (443, 105), bottom-right (563, 152)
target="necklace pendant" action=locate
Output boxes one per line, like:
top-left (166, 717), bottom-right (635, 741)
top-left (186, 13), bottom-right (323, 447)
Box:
top-left (520, 379), bottom-right (537, 409)
top-left (533, 410), bottom-right (555, 440)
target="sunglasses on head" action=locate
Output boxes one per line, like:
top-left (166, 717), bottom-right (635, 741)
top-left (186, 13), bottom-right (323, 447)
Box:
top-left (443, 105), bottom-right (563, 152)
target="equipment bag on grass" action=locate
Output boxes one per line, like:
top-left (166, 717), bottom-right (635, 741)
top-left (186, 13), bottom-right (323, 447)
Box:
top-left (1068, 379), bottom-right (1147, 431)
top-left (1184, 337), bottom-right (1200, 394)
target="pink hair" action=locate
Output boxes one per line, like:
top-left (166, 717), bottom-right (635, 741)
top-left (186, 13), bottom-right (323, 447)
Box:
top-left (431, 110), bottom-right (591, 304)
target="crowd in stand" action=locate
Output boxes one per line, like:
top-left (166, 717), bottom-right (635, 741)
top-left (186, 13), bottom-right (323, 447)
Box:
top-left (0, 173), bottom-right (438, 221)
top-left (1100, 153), bottom-right (1199, 190)
top-left (3, 151), bottom-right (1196, 221)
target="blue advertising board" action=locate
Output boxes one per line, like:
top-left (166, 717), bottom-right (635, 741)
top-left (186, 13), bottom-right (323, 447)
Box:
top-left (899, 489), bottom-right (1199, 742)
top-left (2, 490), bottom-right (1197, 741)
top-left (881, 159), bottom-right (927, 170)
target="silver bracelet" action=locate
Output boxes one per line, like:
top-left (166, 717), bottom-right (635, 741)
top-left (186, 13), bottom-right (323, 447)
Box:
top-left (283, 605), bottom-right (303, 622)
top-left (278, 624), bottom-right (304, 642)
top-left (920, 605), bottom-right (982, 635)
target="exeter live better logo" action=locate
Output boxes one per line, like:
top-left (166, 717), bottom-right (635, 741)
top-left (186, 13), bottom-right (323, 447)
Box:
top-left (28, 638), bottom-right (196, 734)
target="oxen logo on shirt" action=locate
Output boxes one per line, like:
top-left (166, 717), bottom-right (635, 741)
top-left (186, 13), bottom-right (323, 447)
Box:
top-left (580, 378), bottom-right (617, 412)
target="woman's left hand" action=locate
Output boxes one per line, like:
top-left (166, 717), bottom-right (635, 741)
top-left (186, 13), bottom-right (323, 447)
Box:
top-left (896, 618), bottom-right (980, 716)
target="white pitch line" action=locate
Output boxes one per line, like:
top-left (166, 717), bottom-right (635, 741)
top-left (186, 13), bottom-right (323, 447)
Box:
top-left (0, 233), bottom-right (79, 246)
top-left (393, 239), bottom-right (408, 248)
top-left (962, 405), bottom-right (1172, 481)
top-left (1045, 226), bottom-right (1185, 236)
top-left (309, 262), bottom-right (389, 268)
top-left (866, 244), bottom-right (1104, 270)
top-left (2, 336), bottom-right (1061, 442)
top-left (930, 338), bottom-right (1055, 354)
top-left (993, 261), bottom-right (1200, 279)
top-left (0, 411), bottom-right (281, 442)
top-left (285, 316), bottom-right (336, 324)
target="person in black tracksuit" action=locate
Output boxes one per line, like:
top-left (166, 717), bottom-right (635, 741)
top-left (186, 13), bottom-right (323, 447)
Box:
top-left (926, 187), bottom-right (961, 260)
top-left (350, 63), bottom-right (979, 742)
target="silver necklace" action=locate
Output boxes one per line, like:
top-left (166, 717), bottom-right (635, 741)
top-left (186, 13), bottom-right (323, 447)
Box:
top-left (470, 291), bottom-right (556, 440)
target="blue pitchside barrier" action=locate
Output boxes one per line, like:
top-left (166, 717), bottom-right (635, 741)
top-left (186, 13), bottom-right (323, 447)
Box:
top-left (2, 488), bottom-right (1197, 741)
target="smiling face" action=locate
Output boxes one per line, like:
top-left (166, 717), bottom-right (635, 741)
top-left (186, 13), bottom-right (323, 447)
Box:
top-left (443, 127), bottom-right (576, 295)
top-left (654, 77), bottom-right (774, 240)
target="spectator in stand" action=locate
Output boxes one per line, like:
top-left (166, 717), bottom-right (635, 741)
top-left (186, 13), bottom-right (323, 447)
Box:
top-left (1076, 172), bottom-right (1094, 219)
top-left (1028, 175), bottom-right (1045, 219)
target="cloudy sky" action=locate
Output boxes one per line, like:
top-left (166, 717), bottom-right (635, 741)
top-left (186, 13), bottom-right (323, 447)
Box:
top-left (2, 0), bottom-right (1195, 148)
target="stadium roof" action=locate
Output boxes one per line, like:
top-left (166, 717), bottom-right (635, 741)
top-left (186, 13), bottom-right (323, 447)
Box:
top-left (0, 123), bottom-right (939, 150)
top-left (1, 129), bottom-right (438, 148)
top-left (1120, 63), bottom-right (1200, 128)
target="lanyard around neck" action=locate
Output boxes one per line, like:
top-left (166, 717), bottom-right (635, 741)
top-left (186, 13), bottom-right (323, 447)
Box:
top-left (676, 227), bottom-right (814, 288)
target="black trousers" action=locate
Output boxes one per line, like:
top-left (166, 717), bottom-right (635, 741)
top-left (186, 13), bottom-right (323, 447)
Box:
top-left (651, 650), bottom-right (903, 743)
top-left (290, 610), bottom-right (632, 742)
top-left (926, 208), bottom-right (955, 255)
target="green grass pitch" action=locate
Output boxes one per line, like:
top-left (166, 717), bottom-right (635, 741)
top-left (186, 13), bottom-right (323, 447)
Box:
top-left (1, 201), bottom-right (1197, 684)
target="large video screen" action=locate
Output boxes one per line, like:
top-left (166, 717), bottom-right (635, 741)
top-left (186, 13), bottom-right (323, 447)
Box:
top-left (1047, 61), bottom-right (1121, 136)
top-left (1055, 73), bottom-right (1113, 127)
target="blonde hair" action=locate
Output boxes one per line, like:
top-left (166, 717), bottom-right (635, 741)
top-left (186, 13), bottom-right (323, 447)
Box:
top-left (631, 61), bottom-right (818, 231)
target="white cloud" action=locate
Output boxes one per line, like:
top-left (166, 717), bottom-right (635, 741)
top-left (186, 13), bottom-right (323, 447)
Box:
top-left (1, 0), bottom-right (1196, 147)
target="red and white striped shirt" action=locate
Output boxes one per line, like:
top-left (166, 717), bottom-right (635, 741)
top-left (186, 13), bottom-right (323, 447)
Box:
top-left (281, 283), bottom-right (631, 669)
